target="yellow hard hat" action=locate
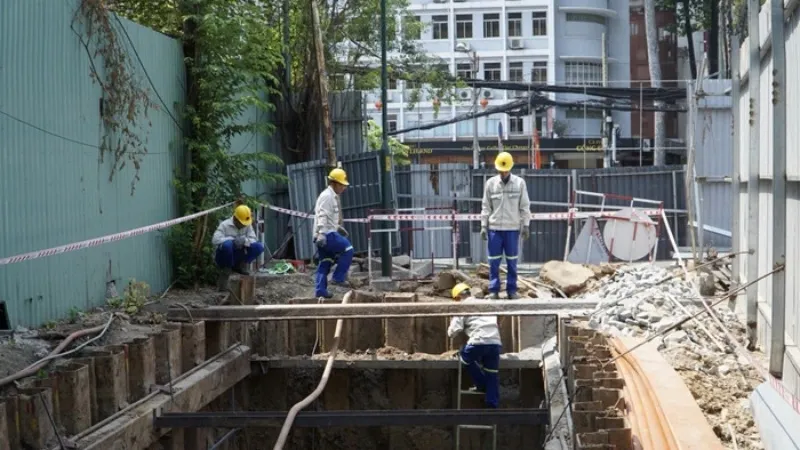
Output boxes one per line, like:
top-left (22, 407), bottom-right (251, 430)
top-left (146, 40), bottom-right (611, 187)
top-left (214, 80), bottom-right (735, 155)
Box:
top-left (451, 283), bottom-right (471, 299)
top-left (495, 151), bottom-right (514, 172)
top-left (233, 205), bottom-right (253, 227)
top-left (328, 168), bottom-right (350, 186)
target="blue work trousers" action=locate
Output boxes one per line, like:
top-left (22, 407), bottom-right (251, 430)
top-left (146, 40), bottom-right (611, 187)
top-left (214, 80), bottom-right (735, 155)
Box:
top-left (315, 232), bottom-right (354, 297)
top-left (215, 240), bottom-right (265, 269)
top-left (488, 230), bottom-right (520, 295)
top-left (460, 343), bottom-right (502, 408)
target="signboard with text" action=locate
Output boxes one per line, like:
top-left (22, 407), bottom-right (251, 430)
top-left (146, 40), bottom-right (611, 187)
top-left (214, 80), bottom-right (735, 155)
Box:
top-left (403, 138), bottom-right (640, 155)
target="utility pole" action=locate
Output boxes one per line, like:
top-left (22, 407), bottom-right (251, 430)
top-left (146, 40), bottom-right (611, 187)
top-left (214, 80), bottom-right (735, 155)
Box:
top-left (471, 51), bottom-right (480, 169)
top-left (601, 32), bottom-right (609, 168)
top-left (379, 0), bottom-right (392, 276)
top-left (310, 0), bottom-right (336, 167)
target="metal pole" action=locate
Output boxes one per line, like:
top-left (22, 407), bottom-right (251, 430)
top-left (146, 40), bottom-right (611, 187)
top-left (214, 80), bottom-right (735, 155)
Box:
top-left (379, 0), bottom-right (392, 277)
top-left (639, 82), bottom-right (643, 166)
top-left (601, 32), bottom-right (609, 168)
top-left (769, 0), bottom-right (787, 377)
top-left (746, 0), bottom-right (761, 349)
top-left (472, 52), bottom-right (480, 169)
top-left (730, 30), bottom-right (742, 293)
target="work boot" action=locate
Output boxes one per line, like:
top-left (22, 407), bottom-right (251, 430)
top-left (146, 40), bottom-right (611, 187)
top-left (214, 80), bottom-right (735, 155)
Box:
top-left (467, 386), bottom-right (485, 394)
top-left (316, 292), bottom-right (333, 299)
top-left (507, 292), bottom-right (520, 300)
top-left (233, 261), bottom-right (250, 276)
top-left (488, 293), bottom-right (500, 300)
top-left (217, 269), bottom-right (231, 292)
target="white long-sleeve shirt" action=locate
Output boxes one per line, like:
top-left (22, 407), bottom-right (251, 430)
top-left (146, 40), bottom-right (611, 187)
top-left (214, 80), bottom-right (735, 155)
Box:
top-left (313, 186), bottom-right (342, 236)
top-left (447, 298), bottom-right (503, 346)
top-left (211, 218), bottom-right (257, 248)
top-left (480, 174), bottom-right (531, 231)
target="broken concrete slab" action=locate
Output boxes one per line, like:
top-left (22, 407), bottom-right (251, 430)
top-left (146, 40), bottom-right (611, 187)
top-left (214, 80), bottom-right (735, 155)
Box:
top-left (539, 261), bottom-right (597, 296)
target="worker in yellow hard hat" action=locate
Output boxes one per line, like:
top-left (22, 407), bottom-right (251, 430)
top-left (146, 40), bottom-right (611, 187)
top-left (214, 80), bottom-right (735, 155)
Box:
top-left (312, 167), bottom-right (354, 298)
top-left (480, 151), bottom-right (531, 300)
top-left (447, 283), bottom-right (502, 408)
top-left (211, 204), bottom-right (265, 290)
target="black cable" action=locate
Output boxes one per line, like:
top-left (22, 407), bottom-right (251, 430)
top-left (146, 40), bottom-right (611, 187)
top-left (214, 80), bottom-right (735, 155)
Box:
top-left (0, 109), bottom-right (168, 155)
top-left (541, 382), bottom-right (588, 447)
top-left (110, 13), bottom-right (185, 133)
top-left (39, 392), bottom-right (67, 450)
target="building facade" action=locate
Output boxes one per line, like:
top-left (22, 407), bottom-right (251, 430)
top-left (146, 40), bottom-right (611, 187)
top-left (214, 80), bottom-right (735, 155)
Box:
top-left (362, 0), bottom-right (631, 167)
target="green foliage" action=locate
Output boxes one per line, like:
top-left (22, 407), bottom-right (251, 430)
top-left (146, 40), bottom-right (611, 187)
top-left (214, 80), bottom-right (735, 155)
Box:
top-left (68, 306), bottom-right (84, 324)
top-left (107, 279), bottom-right (150, 315)
top-left (366, 120), bottom-right (410, 165)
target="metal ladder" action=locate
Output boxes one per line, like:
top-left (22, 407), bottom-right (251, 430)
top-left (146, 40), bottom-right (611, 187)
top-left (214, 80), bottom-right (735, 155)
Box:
top-left (455, 361), bottom-right (497, 450)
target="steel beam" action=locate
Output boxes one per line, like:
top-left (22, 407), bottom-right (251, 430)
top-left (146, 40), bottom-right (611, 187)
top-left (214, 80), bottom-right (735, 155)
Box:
top-left (166, 300), bottom-right (598, 322)
top-left (154, 408), bottom-right (550, 428)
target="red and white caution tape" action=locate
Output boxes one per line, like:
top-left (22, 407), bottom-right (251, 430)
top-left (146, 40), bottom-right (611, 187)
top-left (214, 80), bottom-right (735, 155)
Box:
top-left (0, 203), bottom-right (234, 266)
top-left (266, 204), bottom-right (663, 223)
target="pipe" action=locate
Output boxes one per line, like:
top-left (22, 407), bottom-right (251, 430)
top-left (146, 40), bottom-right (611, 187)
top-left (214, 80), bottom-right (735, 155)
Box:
top-left (0, 314), bottom-right (116, 388)
top-left (272, 291), bottom-right (353, 450)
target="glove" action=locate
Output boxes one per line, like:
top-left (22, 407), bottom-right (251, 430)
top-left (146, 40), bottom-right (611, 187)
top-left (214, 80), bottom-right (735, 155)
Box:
top-left (337, 226), bottom-right (349, 238)
top-left (315, 234), bottom-right (327, 249)
top-left (521, 226), bottom-right (530, 241)
top-left (480, 228), bottom-right (488, 241)
top-left (234, 236), bottom-right (246, 248)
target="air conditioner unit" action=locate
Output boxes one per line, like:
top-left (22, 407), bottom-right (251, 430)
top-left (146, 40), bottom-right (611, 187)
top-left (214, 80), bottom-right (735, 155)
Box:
top-left (433, 0), bottom-right (447, 3)
top-left (482, 90), bottom-right (493, 99)
top-left (458, 90), bottom-right (472, 101)
top-left (453, 0), bottom-right (467, 3)
top-left (508, 39), bottom-right (523, 50)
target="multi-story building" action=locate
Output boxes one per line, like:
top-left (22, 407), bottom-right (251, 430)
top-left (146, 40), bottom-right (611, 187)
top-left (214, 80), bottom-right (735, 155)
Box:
top-left (362, 0), bottom-right (631, 167)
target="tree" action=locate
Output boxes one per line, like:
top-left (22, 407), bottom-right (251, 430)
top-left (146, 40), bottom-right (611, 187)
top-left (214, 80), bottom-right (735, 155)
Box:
top-left (366, 120), bottom-right (410, 165)
top-left (644, 0), bottom-right (667, 165)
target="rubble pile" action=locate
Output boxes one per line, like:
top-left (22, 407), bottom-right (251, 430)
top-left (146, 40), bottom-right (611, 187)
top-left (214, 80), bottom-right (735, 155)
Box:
top-left (579, 264), bottom-right (764, 450)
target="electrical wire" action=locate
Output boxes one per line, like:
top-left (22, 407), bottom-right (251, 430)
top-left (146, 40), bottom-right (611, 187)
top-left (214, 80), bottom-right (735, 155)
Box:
top-left (110, 13), bottom-right (185, 133)
top-left (0, 109), bottom-right (169, 155)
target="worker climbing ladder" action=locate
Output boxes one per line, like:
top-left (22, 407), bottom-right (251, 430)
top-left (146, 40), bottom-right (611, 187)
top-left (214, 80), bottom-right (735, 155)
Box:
top-left (455, 361), bottom-right (498, 450)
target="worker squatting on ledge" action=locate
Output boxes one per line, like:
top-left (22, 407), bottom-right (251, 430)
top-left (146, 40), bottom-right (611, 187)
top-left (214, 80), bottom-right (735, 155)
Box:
top-left (212, 204), bottom-right (265, 291)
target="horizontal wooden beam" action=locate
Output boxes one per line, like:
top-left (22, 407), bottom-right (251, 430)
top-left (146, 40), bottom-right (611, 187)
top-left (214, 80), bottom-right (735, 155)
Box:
top-left (60, 344), bottom-right (251, 450)
top-left (250, 353), bottom-right (543, 370)
top-left (166, 300), bottom-right (598, 322)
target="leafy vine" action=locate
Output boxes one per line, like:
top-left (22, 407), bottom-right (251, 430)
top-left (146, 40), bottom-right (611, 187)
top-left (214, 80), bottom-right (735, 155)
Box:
top-left (72, 0), bottom-right (158, 194)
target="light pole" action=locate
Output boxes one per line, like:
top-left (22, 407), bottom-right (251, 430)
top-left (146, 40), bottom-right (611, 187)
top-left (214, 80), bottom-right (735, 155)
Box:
top-left (456, 43), bottom-right (480, 169)
top-left (379, 0), bottom-right (392, 276)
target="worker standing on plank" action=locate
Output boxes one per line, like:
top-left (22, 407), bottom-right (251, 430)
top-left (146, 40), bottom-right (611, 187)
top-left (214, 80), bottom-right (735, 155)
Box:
top-left (480, 151), bottom-right (531, 300)
top-left (212, 204), bottom-right (265, 290)
top-left (313, 168), bottom-right (354, 298)
top-left (447, 283), bottom-right (502, 408)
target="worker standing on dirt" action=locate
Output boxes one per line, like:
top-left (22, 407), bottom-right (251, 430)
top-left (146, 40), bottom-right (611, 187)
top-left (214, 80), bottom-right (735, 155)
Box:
top-left (212, 204), bottom-right (265, 290)
top-left (447, 283), bottom-right (502, 408)
top-left (313, 168), bottom-right (354, 298)
top-left (480, 151), bottom-right (531, 299)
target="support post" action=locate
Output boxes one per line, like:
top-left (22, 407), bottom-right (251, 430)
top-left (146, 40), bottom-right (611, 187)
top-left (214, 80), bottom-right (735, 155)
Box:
top-left (379, 0), bottom-right (393, 277)
top-left (730, 33), bottom-right (742, 295)
top-left (769, 0), bottom-right (787, 377)
top-left (746, 0), bottom-right (761, 349)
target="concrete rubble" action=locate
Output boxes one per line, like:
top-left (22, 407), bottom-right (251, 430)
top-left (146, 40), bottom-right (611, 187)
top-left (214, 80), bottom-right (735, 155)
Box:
top-left (577, 264), bottom-right (765, 450)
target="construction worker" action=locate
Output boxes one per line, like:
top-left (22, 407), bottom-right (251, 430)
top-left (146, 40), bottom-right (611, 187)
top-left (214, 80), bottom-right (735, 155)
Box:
top-left (212, 205), bottom-right (265, 289)
top-left (480, 151), bottom-right (531, 300)
top-left (313, 167), bottom-right (354, 298)
top-left (447, 283), bottom-right (502, 408)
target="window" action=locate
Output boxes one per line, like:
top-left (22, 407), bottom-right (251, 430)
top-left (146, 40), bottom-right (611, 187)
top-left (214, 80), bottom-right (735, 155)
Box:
top-left (485, 117), bottom-right (501, 137)
top-left (508, 62), bottom-right (524, 82)
top-left (507, 12), bottom-right (522, 37)
top-left (510, 117), bottom-right (524, 134)
top-left (434, 116), bottom-right (450, 137)
top-left (483, 13), bottom-right (500, 38)
top-left (389, 77), bottom-right (398, 90)
top-left (406, 78), bottom-right (421, 89)
top-left (387, 114), bottom-right (398, 133)
top-left (457, 119), bottom-right (474, 137)
top-left (532, 61), bottom-right (547, 83)
top-left (483, 62), bottom-right (501, 81)
top-left (532, 12), bottom-right (547, 36)
top-left (456, 14), bottom-right (473, 39)
top-left (566, 13), bottom-right (606, 25)
top-left (402, 16), bottom-right (421, 40)
top-left (566, 108), bottom-right (603, 119)
top-left (565, 62), bottom-right (603, 86)
top-left (457, 63), bottom-right (473, 80)
top-left (630, 22), bottom-right (640, 36)
top-left (432, 15), bottom-right (448, 40)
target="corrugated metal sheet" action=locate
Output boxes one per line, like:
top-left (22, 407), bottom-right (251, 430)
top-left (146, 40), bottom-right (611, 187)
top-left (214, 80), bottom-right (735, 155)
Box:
top-left (0, 0), bottom-right (185, 327)
top-left (287, 153), bottom-right (391, 260)
top-left (298, 91), bottom-right (366, 161)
